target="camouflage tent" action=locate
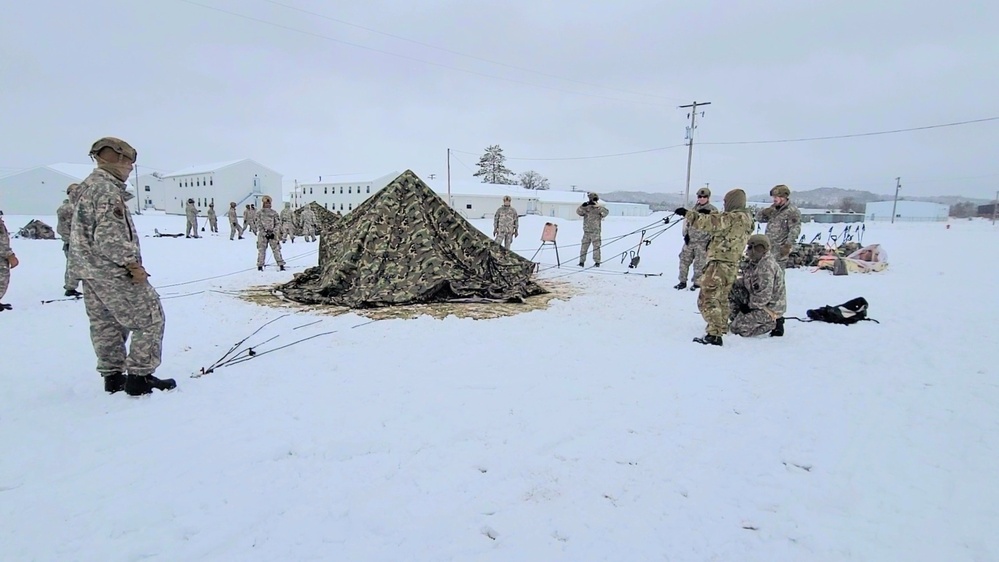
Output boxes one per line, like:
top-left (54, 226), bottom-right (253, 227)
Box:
top-left (294, 201), bottom-right (341, 233)
top-left (278, 170), bottom-right (547, 308)
top-left (17, 219), bottom-right (56, 240)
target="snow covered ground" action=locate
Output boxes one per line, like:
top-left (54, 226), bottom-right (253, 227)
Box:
top-left (1, 209), bottom-right (996, 561)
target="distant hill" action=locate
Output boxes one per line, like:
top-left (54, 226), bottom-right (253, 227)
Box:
top-left (603, 187), bottom-right (989, 211)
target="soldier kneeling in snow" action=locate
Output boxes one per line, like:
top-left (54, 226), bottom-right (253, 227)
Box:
top-left (729, 234), bottom-right (786, 337)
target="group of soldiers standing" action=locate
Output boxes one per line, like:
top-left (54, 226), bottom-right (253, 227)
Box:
top-left (674, 184), bottom-right (801, 346)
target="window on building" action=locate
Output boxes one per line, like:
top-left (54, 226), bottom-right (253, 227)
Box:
top-left (210, 178), bottom-right (213, 186)
top-left (211, 197), bottom-right (214, 205)
top-left (366, 186), bottom-right (370, 193)
top-left (144, 185), bottom-right (151, 192)
top-left (466, 204), bottom-right (472, 209)
top-left (349, 186), bottom-right (352, 194)
top-left (324, 203), bottom-right (328, 209)
top-left (340, 187), bottom-right (343, 194)
top-left (310, 187), bottom-right (313, 194)
top-left (348, 203), bottom-right (352, 210)
top-left (324, 187), bottom-right (328, 194)
top-left (197, 179), bottom-right (201, 187)
top-left (340, 203), bottom-right (343, 210)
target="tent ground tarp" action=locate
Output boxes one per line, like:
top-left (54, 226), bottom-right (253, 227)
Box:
top-left (278, 170), bottom-right (547, 308)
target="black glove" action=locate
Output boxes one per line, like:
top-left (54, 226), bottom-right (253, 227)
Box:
top-left (698, 208), bottom-right (712, 215)
top-left (739, 302), bottom-right (752, 315)
top-left (683, 234), bottom-right (690, 245)
top-left (265, 231), bottom-right (275, 240)
top-left (674, 207), bottom-right (687, 216)
top-left (582, 201), bottom-right (593, 207)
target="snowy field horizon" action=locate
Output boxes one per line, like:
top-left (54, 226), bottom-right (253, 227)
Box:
top-left (1, 210), bottom-right (996, 561)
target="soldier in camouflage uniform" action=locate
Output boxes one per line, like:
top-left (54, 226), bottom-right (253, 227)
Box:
top-left (675, 187), bottom-right (718, 290)
top-left (207, 203), bottom-right (218, 233)
top-left (70, 137), bottom-right (176, 396)
top-left (729, 234), bottom-right (786, 337)
top-left (675, 188), bottom-right (754, 346)
top-left (0, 209), bottom-right (19, 311)
top-left (57, 183), bottom-right (83, 297)
top-left (184, 198), bottom-right (200, 238)
top-left (493, 195), bottom-right (519, 250)
top-left (227, 202), bottom-right (244, 240)
top-left (280, 202), bottom-right (296, 243)
top-left (255, 195), bottom-right (286, 271)
top-left (244, 204), bottom-right (256, 235)
top-left (300, 205), bottom-right (318, 242)
top-left (756, 184), bottom-right (801, 268)
top-left (577, 192), bottom-right (609, 266)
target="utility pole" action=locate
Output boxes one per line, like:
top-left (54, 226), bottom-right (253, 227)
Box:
top-left (679, 101), bottom-right (710, 206)
top-left (428, 173), bottom-right (436, 180)
top-left (132, 164), bottom-right (142, 214)
top-left (446, 148), bottom-right (451, 207)
top-left (570, 184), bottom-right (577, 191)
top-left (891, 177), bottom-right (901, 224)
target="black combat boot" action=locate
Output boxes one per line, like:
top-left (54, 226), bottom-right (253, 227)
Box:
top-left (693, 334), bottom-right (723, 346)
top-left (674, 281), bottom-right (687, 290)
top-left (257, 266), bottom-right (264, 271)
top-left (279, 265), bottom-right (286, 271)
top-left (65, 289), bottom-right (83, 298)
top-left (594, 262), bottom-right (600, 267)
top-left (0, 302), bottom-right (12, 311)
top-left (125, 374), bottom-right (177, 396)
top-left (578, 261), bottom-right (585, 267)
top-left (770, 317), bottom-right (785, 337)
top-left (103, 372), bottom-right (126, 394)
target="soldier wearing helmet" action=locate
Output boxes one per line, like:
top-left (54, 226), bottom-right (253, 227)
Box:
top-left (184, 197), bottom-right (201, 238)
top-left (69, 137), bottom-right (175, 396)
top-left (675, 186), bottom-right (718, 290)
top-left (227, 201), bottom-right (245, 240)
top-left (206, 202), bottom-right (218, 234)
top-left (493, 195), bottom-right (519, 250)
top-left (729, 234), bottom-right (786, 338)
top-left (576, 192), bottom-right (609, 266)
top-left (756, 184), bottom-right (801, 268)
top-left (255, 195), bottom-right (286, 271)
top-left (0, 207), bottom-right (18, 311)
top-left (57, 183), bottom-right (83, 297)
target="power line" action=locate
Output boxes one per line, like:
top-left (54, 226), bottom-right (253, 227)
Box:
top-left (261, 0), bottom-right (686, 103)
top-left (174, 0), bottom-right (671, 108)
top-left (700, 116), bottom-right (999, 145)
top-left (451, 144), bottom-right (687, 162)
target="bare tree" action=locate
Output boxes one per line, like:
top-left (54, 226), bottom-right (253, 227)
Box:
top-left (518, 170), bottom-right (550, 190)
top-left (840, 197), bottom-right (865, 213)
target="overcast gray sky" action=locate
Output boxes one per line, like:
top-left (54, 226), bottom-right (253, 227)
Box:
top-left (2, 0), bottom-right (997, 199)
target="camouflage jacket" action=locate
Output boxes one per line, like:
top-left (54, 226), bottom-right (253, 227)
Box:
top-left (207, 208), bottom-right (217, 220)
top-left (685, 208), bottom-right (754, 264)
top-left (757, 203), bottom-right (801, 251)
top-left (576, 202), bottom-right (609, 233)
top-left (683, 202), bottom-right (718, 244)
top-left (300, 208), bottom-right (317, 226)
top-left (280, 207), bottom-right (295, 225)
top-left (243, 209), bottom-right (253, 223)
top-left (494, 205), bottom-right (519, 234)
top-left (256, 208), bottom-right (282, 235)
top-left (185, 202), bottom-right (199, 219)
top-left (68, 168), bottom-right (141, 281)
top-left (227, 207), bottom-right (239, 223)
top-left (57, 199), bottom-right (74, 240)
top-left (738, 252), bottom-right (786, 315)
top-left (0, 216), bottom-right (11, 259)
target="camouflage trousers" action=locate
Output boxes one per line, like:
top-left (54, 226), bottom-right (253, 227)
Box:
top-left (579, 231), bottom-right (602, 264)
top-left (697, 261), bottom-right (738, 337)
top-left (229, 221), bottom-right (244, 240)
top-left (282, 223), bottom-right (296, 243)
top-left (63, 243), bottom-right (80, 291)
top-left (82, 278), bottom-right (165, 376)
top-left (728, 284), bottom-right (777, 337)
top-left (208, 218), bottom-right (218, 233)
top-left (678, 241), bottom-right (709, 284)
top-left (302, 223), bottom-right (317, 242)
top-left (185, 217), bottom-right (200, 238)
top-left (495, 230), bottom-right (514, 250)
top-left (257, 234), bottom-right (286, 267)
top-left (0, 259), bottom-right (9, 301)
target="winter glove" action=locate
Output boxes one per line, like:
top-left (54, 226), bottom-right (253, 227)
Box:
top-left (697, 208), bottom-right (712, 215)
top-left (780, 243), bottom-right (792, 257)
top-left (7, 254), bottom-right (19, 269)
top-left (739, 301), bottom-right (752, 315)
top-left (582, 201), bottom-right (593, 207)
top-left (683, 234), bottom-right (690, 245)
top-left (760, 206), bottom-right (775, 219)
top-left (265, 231), bottom-right (275, 240)
top-left (673, 207), bottom-right (687, 216)
top-left (125, 262), bottom-right (149, 284)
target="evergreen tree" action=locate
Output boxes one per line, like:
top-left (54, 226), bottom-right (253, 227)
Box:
top-left (472, 145), bottom-right (516, 184)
